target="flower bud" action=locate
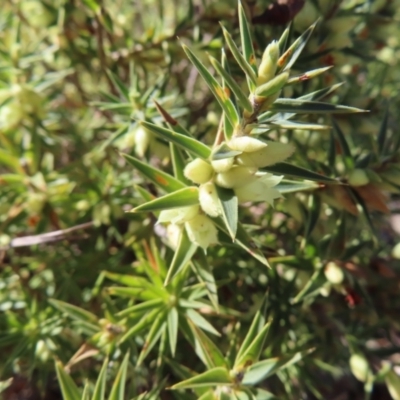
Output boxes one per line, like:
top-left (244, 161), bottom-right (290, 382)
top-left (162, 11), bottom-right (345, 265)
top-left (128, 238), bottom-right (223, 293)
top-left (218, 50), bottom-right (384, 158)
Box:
top-left (158, 205), bottom-right (200, 225)
top-left (348, 169), bottom-right (369, 187)
top-left (185, 214), bottom-right (218, 249)
top-left (228, 136), bottom-right (267, 153)
top-left (199, 182), bottom-right (222, 217)
top-left (255, 72), bottom-right (289, 99)
top-left (257, 41), bottom-right (279, 85)
top-left (236, 141), bottom-right (294, 168)
top-left (349, 354), bottom-right (370, 383)
top-left (211, 157), bottom-right (234, 173)
top-left (167, 223), bottom-right (183, 249)
top-left (134, 126), bottom-right (152, 157)
top-left (184, 158), bottom-right (214, 184)
top-left (392, 243), bottom-right (400, 260)
top-left (215, 166), bottom-right (257, 189)
top-left (324, 262), bottom-right (344, 285)
top-left (384, 369), bottom-right (400, 400)
top-left (234, 173), bottom-right (282, 204)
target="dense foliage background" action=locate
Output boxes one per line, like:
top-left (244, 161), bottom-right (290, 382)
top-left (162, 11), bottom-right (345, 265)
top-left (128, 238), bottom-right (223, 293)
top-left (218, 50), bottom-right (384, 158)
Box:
top-left (1, 0), bottom-right (400, 399)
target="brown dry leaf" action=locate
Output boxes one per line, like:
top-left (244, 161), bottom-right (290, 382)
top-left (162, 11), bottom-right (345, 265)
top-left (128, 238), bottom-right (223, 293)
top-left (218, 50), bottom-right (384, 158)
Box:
top-left (355, 184), bottom-right (390, 213)
top-left (321, 185), bottom-right (358, 215)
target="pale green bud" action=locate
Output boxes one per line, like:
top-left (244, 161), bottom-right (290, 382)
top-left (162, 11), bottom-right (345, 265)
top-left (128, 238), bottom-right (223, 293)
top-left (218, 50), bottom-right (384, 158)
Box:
top-left (234, 173), bottom-right (283, 204)
top-left (255, 72), bottom-right (289, 99)
top-left (236, 141), bottom-right (294, 168)
top-left (348, 169), bottom-right (369, 186)
top-left (324, 262), bottom-right (344, 285)
top-left (184, 158), bottom-right (214, 184)
top-left (199, 182), bottom-right (221, 217)
top-left (215, 166), bottom-right (257, 189)
top-left (257, 41), bottom-right (279, 85)
top-left (211, 157), bottom-right (234, 173)
top-left (349, 354), bottom-right (370, 383)
top-left (385, 369), bottom-right (400, 400)
top-left (167, 224), bottom-right (183, 249)
top-left (393, 243), bottom-right (400, 260)
top-left (228, 136), bottom-right (267, 152)
top-left (134, 126), bottom-right (152, 158)
top-left (158, 205), bottom-right (200, 225)
top-left (185, 214), bottom-right (218, 249)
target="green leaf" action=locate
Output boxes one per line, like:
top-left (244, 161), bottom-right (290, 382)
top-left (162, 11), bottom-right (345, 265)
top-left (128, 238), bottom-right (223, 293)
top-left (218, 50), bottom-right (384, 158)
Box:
top-left (170, 143), bottom-right (192, 184)
top-left (137, 311), bottom-right (167, 366)
top-left (116, 298), bottom-right (164, 318)
top-left (82, 0), bottom-right (100, 13)
top-left (277, 21), bottom-right (317, 72)
top-left (154, 100), bottom-right (193, 138)
top-left (269, 99), bottom-right (365, 114)
top-left (242, 350), bottom-right (311, 385)
top-left (122, 153), bottom-right (185, 193)
top-left (268, 120), bottom-right (330, 131)
top-left (216, 186), bottom-right (238, 240)
top-left (190, 323), bottom-right (229, 369)
top-left (221, 25), bottom-right (257, 87)
top-left (108, 352), bottom-right (130, 400)
top-left (235, 317), bottom-right (271, 369)
top-left (332, 119), bottom-right (353, 169)
top-left (165, 228), bottom-right (198, 285)
top-left (55, 361), bottom-right (81, 400)
top-left (238, 1), bottom-right (257, 87)
top-left (278, 25), bottom-right (291, 54)
top-left (304, 194), bottom-right (321, 239)
top-left (263, 162), bottom-right (337, 183)
top-left (209, 55), bottom-right (252, 112)
top-left (171, 367), bottom-right (232, 390)
top-left (216, 219), bottom-right (270, 268)
top-left (191, 252), bottom-right (219, 311)
top-left (222, 50), bottom-right (236, 141)
top-left (119, 308), bottom-right (161, 344)
top-left (291, 268), bottom-right (325, 304)
top-left (167, 307), bottom-right (179, 356)
top-left (100, 124), bottom-right (130, 150)
top-left (255, 72), bottom-right (289, 98)
top-left (107, 69), bottom-right (130, 101)
top-left (131, 187), bottom-right (199, 213)
top-left (198, 390), bottom-right (217, 400)
top-left (140, 120), bottom-right (211, 159)
top-left (276, 180), bottom-right (319, 193)
top-left (91, 357), bottom-right (108, 400)
top-left (287, 66), bottom-right (332, 85)
top-left (186, 308), bottom-right (220, 336)
top-left (182, 45), bottom-right (240, 128)
top-left (49, 299), bottom-right (98, 325)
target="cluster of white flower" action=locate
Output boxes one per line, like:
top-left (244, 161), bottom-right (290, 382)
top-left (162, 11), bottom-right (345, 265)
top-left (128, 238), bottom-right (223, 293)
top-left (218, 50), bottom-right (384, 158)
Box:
top-left (158, 135), bottom-right (293, 250)
top-left (157, 39), bottom-right (294, 250)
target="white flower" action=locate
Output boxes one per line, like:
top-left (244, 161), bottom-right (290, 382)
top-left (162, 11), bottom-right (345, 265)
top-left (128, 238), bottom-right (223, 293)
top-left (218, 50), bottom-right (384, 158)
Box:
top-left (184, 158), bottom-right (214, 184)
top-left (228, 136), bottom-right (267, 152)
top-left (166, 224), bottom-right (183, 249)
top-left (134, 126), bottom-right (152, 157)
top-left (185, 214), bottom-right (218, 250)
top-left (215, 166), bottom-right (257, 189)
top-left (234, 173), bottom-right (283, 205)
top-left (211, 157), bottom-right (234, 173)
top-left (199, 182), bottom-right (222, 217)
top-left (236, 141), bottom-right (294, 168)
top-left (158, 205), bottom-right (200, 225)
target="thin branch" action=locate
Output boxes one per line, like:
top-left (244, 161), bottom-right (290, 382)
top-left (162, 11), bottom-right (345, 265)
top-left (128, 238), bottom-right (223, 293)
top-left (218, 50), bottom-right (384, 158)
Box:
top-left (0, 222), bottom-right (94, 251)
